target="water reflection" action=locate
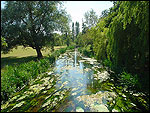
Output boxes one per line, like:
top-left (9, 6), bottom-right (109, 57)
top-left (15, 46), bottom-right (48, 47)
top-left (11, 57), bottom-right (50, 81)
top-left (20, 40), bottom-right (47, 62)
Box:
top-left (74, 49), bottom-right (77, 68)
top-left (54, 49), bottom-right (94, 111)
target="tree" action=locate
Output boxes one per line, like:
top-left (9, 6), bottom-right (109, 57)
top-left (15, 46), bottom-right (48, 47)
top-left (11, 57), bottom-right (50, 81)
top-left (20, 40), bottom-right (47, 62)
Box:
top-left (1, 37), bottom-right (8, 53)
top-left (75, 21), bottom-right (80, 38)
top-left (100, 9), bottom-right (109, 18)
top-left (81, 19), bottom-right (88, 34)
top-left (83, 9), bottom-right (98, 29)
top-left (1, 1), bottom-right (70, 58)
top-left (72, 22), bottom-right (75, 41)
top-left (65, 32), bottom-right (69, 47)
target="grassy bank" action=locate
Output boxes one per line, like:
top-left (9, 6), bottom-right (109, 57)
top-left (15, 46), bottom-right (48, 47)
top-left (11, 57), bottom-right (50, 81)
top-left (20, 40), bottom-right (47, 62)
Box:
top-left (1, 46), bottom-right (66, 72)
top-left (1, 45), bottom-right (74, 104)
top-left (1, 46), bottom-right (67, 58)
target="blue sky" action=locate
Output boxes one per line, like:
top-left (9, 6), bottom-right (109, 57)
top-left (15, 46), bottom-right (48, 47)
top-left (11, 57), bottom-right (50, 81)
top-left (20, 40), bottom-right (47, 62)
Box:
top-left (1, 1), bottom-right (113, 31)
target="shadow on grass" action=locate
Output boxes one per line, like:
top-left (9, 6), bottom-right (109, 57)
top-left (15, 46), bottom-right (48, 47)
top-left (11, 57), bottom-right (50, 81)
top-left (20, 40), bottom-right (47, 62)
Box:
top-left (1, 56), bottom-right (38, 69)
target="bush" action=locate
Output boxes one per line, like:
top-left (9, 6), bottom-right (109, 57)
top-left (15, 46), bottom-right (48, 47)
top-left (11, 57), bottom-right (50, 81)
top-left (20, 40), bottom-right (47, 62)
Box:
top-left (59, 48), bottom-right (66, 54)
top-left (82, 45), bottom-right (94, 58)
top-left (66, 46), bottom-right (75, 50)
top-left (119, 72), bottom-right (141, 91)
top-left (103, 59), bottom-right (112, 68)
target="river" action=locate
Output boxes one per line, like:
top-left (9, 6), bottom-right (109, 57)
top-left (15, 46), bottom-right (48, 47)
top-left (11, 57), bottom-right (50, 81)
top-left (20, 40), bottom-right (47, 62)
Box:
top-left (54, 49), bottom-right (96, 111)
top-left (52, 49), bottom-right (114, 112)
top-left (1, 49), bottom-right (148, 112)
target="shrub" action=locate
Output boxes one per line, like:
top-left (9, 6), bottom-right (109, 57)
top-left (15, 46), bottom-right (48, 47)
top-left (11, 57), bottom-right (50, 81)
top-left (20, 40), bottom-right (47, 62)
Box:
top-left (1, 54), bottom-right (55, 104)
top-left (82, 45), bottom-right (94, 57)
top-left (103, 59), bottom-right (112, 68)
top-left (59, 48), bottom-right (66, 54)
top-left (119, 72), bottom-right (141, 91)
top-left (66, 46), bottom-right (75, 50)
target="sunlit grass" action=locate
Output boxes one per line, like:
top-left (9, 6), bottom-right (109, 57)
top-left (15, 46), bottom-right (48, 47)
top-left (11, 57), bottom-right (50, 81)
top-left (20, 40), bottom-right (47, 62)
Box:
top-left (1, 45), bottom-right (67, 72)
top-left (1, 46), bottom-right (67, 58)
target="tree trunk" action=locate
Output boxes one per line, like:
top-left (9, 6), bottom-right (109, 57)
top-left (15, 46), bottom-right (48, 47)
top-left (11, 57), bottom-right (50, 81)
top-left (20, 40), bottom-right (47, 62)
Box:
top-left (35, 46), bottom-right (43, 59)
top-left (51, 46), bottom-right (54, 52)
top-left (51, 35), bottom-right (54, 52)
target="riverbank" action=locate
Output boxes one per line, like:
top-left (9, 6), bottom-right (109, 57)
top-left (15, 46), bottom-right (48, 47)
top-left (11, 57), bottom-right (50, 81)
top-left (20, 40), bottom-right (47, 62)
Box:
top-left (1, 49), bottom-right (149, 112)
top-left (1, 46), bottom-right (74, 105)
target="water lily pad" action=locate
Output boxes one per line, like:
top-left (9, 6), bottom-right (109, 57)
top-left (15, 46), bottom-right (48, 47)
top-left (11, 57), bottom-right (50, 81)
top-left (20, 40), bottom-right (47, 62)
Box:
top-left (24, 91), bottom-right (34, 95)
top-left (47, 71), bottom-right (53, 75)
top-left (112, 108), bottom-right (119, 112)
top-left (29, 84), bottom-right (45, 94)
top-left (46, 84), bottom-right (52, 89)
top-left (91, 104), bottom-right (109, 112)
top-left (1, 101), bottom-right (10, 110)
top-left (17, 95), bottom-right (28, 101)
top-left (42, 99), bottom-right (51, 108)
top-left (9, 95), bottom-right (20, 102)
top-left (42, 91), bottom-right (47, 94)
top-left (11, 101), bottom-right (25, 110)
top-left (72, 87), bottom-right (78, 92)
top-left (76, 107), bottom-right (84, 112)
top-left (72, 92), bottom-right (77, 96)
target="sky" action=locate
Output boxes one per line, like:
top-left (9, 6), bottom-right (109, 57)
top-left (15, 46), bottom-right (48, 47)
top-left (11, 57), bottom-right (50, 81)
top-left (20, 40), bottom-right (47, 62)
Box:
top-left (63, 1), bottom-right (113, 30)
top-left (1, 1), bottom-right (5, 9)
top-left (1, 1), bottom-right (114, 31)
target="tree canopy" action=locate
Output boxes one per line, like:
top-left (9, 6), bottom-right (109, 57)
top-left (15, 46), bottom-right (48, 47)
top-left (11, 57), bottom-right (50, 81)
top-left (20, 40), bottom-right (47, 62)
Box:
top-left (83, 9), bottom-right (98, 29)
top-left (76, 1), bottom-right (149, 91)
top-left (1, 1), bottom-right (70, 58)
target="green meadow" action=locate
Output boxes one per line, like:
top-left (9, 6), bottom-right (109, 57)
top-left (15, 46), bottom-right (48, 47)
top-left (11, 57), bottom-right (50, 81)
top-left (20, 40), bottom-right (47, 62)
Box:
top-left (1, 46), bottom-right (66, 72)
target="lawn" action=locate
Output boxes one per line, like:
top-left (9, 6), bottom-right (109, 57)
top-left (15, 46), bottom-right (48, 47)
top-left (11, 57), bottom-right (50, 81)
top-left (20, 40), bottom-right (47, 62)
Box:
top-left (1, 46), bottom-right (66, 72)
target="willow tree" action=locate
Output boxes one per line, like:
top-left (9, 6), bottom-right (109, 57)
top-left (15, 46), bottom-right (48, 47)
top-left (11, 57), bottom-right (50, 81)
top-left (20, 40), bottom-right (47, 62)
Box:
top-left (1, 1), bottom-right (70, 58)
top-left (107, 1), bottom-right (149, 73)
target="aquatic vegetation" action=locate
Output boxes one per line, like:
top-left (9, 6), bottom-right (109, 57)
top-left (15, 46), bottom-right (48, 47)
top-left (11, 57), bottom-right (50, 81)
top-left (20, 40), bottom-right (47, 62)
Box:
top-left (76, 107), bottom-right (84, 112)
top-left (1, 49), bottom-right (149, 112)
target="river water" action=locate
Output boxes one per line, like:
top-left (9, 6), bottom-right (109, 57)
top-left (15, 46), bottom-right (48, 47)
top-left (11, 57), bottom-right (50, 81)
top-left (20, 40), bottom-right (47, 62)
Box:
top-left (1, 49), bottom-right (110, 112)
top-left (2, 49), bottom-right (146, 112)
top-left (53, 49), bottom-right (102, 112)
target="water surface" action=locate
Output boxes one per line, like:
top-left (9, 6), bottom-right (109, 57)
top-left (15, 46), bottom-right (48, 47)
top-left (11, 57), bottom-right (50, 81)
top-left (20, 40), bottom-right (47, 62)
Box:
top-left (54, 49), bottom-right (98, 111)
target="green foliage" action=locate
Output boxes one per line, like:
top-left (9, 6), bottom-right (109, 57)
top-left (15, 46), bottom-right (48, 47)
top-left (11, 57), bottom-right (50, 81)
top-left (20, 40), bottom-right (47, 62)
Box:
top-left (1, 37), bottom-right (8, 54)
top-left (66, 45), bottom-right (75, 50)
top-left (82, 20), bottom-right (88, 34)
top-left (59, 48), bottom-right (66, 54)
top-left (119, 72), bottom-right (141, 91)
top-left (83, 8), bottom-right (98, 29)
top-left (77, 1), bottom-right (149, 93)
top-left (1, 54), bottom-right (56, 104)
top-left (107, 1), bottom-right (149, 73)
top-left (102, 59), bottom-right (112, 69)
top-left (75, 21), bottom-right (80, 38)
top-left (72, 22), bottom-right (75, 41)
top-left (53, 33), bottom-right (64, 46)
top-left (82, 45), bottom-right (94, 57)
top-left (1, 37), bottom-right (8, 47)
top-left (50, 46), bottom-right (74, 59)
top-left (93, 19), bottom-right (108, 61)
top-left (1, 1), bottom-right (70, 58)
